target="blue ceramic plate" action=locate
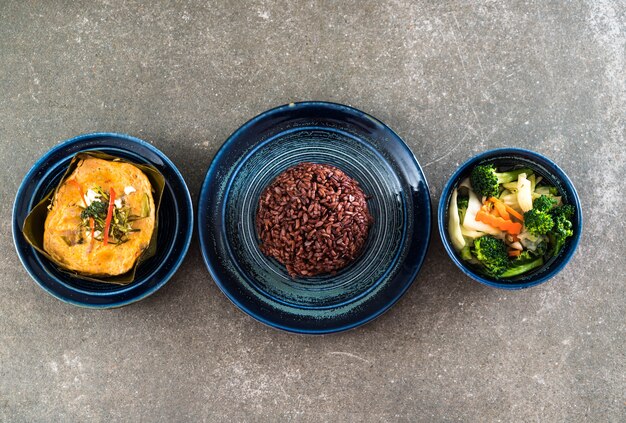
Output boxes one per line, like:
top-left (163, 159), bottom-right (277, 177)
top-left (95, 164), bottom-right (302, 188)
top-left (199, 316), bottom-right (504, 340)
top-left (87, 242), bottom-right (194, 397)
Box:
top-left (438, 148), bottom-right (583, 289)
top-left (12, 133), bottom-right (193, 308)
top-left (198, 102), bottom-right (431, 333)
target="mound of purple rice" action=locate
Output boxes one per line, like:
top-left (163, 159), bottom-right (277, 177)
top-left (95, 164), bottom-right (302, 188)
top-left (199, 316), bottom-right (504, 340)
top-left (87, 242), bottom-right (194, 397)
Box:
top-left (256, 162), bottom-right (373, 278)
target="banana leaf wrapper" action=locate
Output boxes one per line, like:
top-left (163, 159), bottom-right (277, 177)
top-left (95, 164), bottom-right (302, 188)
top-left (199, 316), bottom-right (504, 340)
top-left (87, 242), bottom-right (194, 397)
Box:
top-left (22, 151), bottom-right (165, 285)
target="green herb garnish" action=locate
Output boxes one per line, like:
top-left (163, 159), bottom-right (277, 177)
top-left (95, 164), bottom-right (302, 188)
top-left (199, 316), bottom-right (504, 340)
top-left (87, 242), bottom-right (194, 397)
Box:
top-left (78, 186), bottom-right (142, 245)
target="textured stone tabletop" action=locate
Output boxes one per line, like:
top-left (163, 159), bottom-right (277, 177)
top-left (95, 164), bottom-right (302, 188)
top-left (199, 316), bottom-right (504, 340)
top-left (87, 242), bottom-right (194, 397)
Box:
top-left (1, 1), bottom-right (624, 421)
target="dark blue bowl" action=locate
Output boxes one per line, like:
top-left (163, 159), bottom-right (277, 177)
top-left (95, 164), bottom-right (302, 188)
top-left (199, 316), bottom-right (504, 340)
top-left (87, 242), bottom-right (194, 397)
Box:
top-left (438, 148), bottom-right (582, 289)
top-left (198, 101), bottom-right (431, 333)
top-left (12, 133), bottom-right (193, 308)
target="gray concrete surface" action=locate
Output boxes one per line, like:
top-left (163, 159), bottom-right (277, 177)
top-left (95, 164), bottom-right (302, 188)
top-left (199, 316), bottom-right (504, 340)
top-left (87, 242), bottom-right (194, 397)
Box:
top-left (1, 1), bottom-right (624, 421)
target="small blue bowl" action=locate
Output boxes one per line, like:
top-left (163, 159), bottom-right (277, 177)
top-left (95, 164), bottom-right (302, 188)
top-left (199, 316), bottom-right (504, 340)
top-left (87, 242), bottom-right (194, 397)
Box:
top-left (198, 101), bottom-right (431, 333)
top-left (438, 148), bottom-right (582, 289)
top-left (12, 133), bottom-right (193, 308)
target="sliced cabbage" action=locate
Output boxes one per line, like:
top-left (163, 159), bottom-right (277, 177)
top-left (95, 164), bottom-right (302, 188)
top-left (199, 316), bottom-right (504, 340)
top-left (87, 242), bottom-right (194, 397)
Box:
top-left (459, 177), bottom-right (471, 189)
top-left (501, 181), bottom-right (518, 191)
top-left (517, 173), bottom-right (533, 212)
top-left (461, 227), bottom-right (485, 239)
top-left (529, 173), bottom-right (536, 192)
top-left (534, 186), bottom-right (560, 199)
top-left (448, 189), bottom-right (466, 251)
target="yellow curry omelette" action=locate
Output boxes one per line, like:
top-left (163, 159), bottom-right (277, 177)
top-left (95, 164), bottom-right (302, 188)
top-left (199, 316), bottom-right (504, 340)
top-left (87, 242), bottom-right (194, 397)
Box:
top-left (43, 157), bottom-right (155, 276)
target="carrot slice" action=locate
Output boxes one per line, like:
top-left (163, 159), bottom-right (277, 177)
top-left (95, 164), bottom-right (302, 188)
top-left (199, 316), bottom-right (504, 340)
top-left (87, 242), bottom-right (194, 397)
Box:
top-left (476, 210), bottom-right (522, 235)
top-left (481, 201), bottom-right (499, 217)
top-left (489, 196), bottom-right (523, 221)
top-left (508, 249), bottom-right (522, 257)
top-left (493, 201), bottom-right (510, 220)
top-left (102, 187), bottom-right (116, 246)
top-left (503, 203), bottom-right (524, 221)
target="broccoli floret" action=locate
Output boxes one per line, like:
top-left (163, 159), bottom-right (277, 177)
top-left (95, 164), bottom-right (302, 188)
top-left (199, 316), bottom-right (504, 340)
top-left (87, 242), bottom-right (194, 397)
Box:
top-left (457, 196), bottom-right (469, 223)
top-left (550, 216), bottom-right (573, 255)
top-left (523, 208), bottom-right (554, 235)
top-left (550, 204), bottom-right (575, 220)
top-left (500, 257), bottom-right (544, 278)
top-left (471, 235), bottom-right (509, 276)
top-left (533, 195), bottom-right (557, 213)
top-left (511, 250), bottom-right (535, 264)
top-left (547, 205), bottom-right (575, 256)
top-left (470, 164), bottom-right (533, 198)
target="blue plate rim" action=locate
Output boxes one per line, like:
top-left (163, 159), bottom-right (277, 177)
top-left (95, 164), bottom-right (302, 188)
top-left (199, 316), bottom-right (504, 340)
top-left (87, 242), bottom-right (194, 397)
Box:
top-left (437, 147), bottom-right (583, 290)
top-left (198, 101), bottom-right (432, 334)
top-left (12, 132), bottom-right (194, 308)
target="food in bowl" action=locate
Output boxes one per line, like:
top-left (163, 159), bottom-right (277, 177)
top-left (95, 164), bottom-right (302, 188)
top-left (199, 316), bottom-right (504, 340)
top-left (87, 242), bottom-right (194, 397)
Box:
top-left (256, 162), bottom-right (373, 277)
top-left (447, 163), bottom-right (576, 279)
top-left (43, 156), bottom-right (156, 277)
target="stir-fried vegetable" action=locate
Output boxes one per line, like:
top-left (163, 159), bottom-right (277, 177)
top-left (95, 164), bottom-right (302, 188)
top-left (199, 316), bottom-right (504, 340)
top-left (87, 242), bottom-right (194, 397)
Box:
top-left (462, 188), bottom-right (502, 236)
top-left (448, 189), bottom-right (466, 251)
top-left (489, 197), bottom-right (524, 221)
top-left (500, 256), bottom-right (544, 278)
top-left (470, 164), bottom-right (533, 198)
top-left (533, 195), bottom-right (557, 212)
top-left (457, 196), bottom-right (469, 222)
top-left (448, 163), bottom-right (575, 279)
top-left (471, 235), bottom-right (509, 276)
top-left (516, 173), bottom-right (533, 212)
top-left (548, 204), bottom-right (575, 256)
top-left (475, 209), bottom-right (522, 235)
top-left (523, 208), bottom-right (554, 235)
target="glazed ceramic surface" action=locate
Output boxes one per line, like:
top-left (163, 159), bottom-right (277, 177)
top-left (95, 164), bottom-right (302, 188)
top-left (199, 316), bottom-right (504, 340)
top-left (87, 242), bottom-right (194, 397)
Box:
top-left (13, 133), bottom-right (193, 308)
top-left (198, 102), bottom-right (431, 333)
top-left (438, 147), bottom-right (582, 289)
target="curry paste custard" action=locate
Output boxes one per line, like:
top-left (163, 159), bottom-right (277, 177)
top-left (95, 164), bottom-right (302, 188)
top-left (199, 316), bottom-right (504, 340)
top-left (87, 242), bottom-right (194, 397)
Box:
top-left (43, 157), bottom-right (155, 276)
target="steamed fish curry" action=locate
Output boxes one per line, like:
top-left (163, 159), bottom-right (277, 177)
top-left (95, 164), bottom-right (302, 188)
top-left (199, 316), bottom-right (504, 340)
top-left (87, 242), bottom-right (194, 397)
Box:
top-left (43, 157), bottom-right (155, 276)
